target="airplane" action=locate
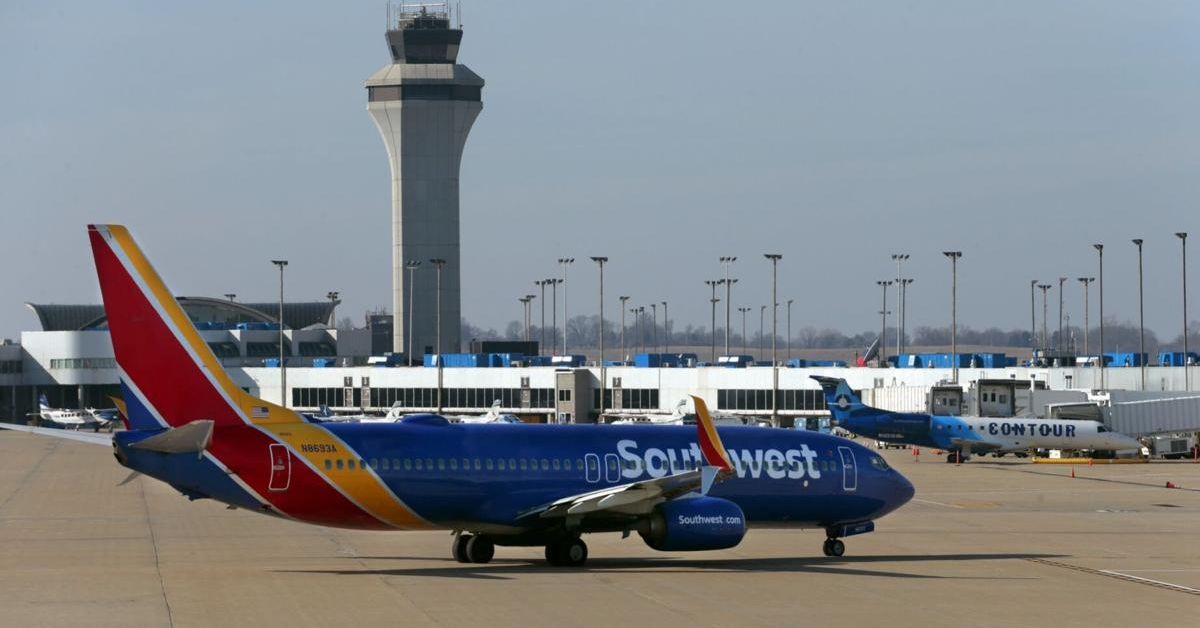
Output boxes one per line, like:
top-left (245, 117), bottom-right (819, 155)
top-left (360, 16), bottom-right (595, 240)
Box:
top-left (812, 375), bottom-right (1143, 463)
top-left (446, 400), bottom-right (523, 424)
top-left (0, 225), bottom-right (914, 566)
top-left (305, 405), bottom-right (372, 423)
top-left (608, 398), bottom-right (770, 427)
top-left (28, 394), bottom-right (98, 429)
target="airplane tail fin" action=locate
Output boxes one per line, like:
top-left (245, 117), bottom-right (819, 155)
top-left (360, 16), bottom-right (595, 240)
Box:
top-left (810, 375), bottom-right (872, 421)
top-left (88, 225), bottom-right (301, 430)
top-left (318, 404), bottom-right (332, 418)
top-left (689, 395), bottom-right (733, 494)
top-left (485, 399), bottom-right (501, 419)
top-left (38, 394), bottom-right (50, 411)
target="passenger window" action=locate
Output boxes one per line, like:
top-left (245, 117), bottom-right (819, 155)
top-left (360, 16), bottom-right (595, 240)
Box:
top-left (381, 458), bottom-right (390, 471)
top-left (552, 459), bottom-right (561, 471)
top-left (519, 459), bottom-right (528, 471)
top-left (497, 459), bottom-right (506, 471)
top-left (437, 459), bottom-right (446, 471)
top-left (360, 459), bottom-right (367, 469)
top-left (414, 459), bottom-right (423, 470)
top-left (347, 460), bottom-right (356, 470)
top-left (485, 459), bottom-right (494, 471)
top-left (324, 459), bottom-right (332, 470)
top-left (403, 458), bottom-right (412, 470)
top-left (450, 458), bottom-right (458, 470)
top-left (425, 458), bottom-right (433, 470)
top-left (473, 459), bottom-right (482, 471)
top-left (576, 458), bottom-right (585, 471)
top-left (336, 459), bottom-right (344, 470)
top-left (369, 458), bottom-right (378, 470)
top-left (562, 459), bottom-right (572, 471)
top-left (508, 458), bottom-right (517, 470)
top-left (541, 459), bottom-right (550, 471)
top-left (462, 458), bottom-right (470, 470)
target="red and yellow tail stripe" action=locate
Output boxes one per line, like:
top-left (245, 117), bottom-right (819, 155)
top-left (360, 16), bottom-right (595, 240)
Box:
top-left (690, 395), bottom-right (733, 471)
top-left (88, 224), bottom-right (431, 530)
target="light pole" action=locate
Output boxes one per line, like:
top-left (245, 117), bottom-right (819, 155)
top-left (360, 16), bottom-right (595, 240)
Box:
top-left (650, 303), bottom-right (658, 354)
top-left (787, 299), bottom-right (794, 363)
top-left (705, 280), bottom-right (720, 362)
top-left (1178, 232), bottom-right (1190, 391)
top-left (899, 278), bottom-right (913, 354)
top-left (1038, 284), bottom-right (1051, 355)
top-left (549, 278), bottom-right (561, 356)
top-left (876, 280), bottom-right (893, 366)
top-left (429, 257), bottom-right (447, 412)
top-left (1133, 239), bottom-right (1145, 390)
top-left (405, 260), bottom-right (421, 365)
top-left (558, 258), bottom-right (574, 355)
top-left (1093, 244), bottom-right (1105, 389)
top-left (738, 307), bottom-right (751, 355)
top-left (519, 296), bottom-right (531, 341)
top-left (765, 253), bottom-right (782, 425)
top-left (942, 252), bottom-right (962, 383)
top-left (271, 260), bottom-right (288, 406)
top-left (661, 301), bottom-right (669, 354)
top-left (635, 306), bottom-right (645, 353)
top-left (536, 279), bottom-right (548, 355)
top-left (1057, 277), bottom-right (1067, 350)
top-left (1077, 277), bottom-right (1094, 358)
top-left (720, 256), bottom-right (737, 355)
top-left (892, 253), bottom-right (909, 358)
top-left (1030, 279), bottom-right (1038, 362)
top-left (591, 257), bottom-right (608, 419)
top-left (619, 295), bottom-right (630, 361)
top-left (224, 293), bottom-right (236, 302)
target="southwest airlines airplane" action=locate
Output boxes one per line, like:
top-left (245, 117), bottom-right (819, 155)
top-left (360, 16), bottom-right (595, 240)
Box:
top-left (0, 225), bottom-right (914, 566)
top-left (813, 376), bottom-right (1142, 463)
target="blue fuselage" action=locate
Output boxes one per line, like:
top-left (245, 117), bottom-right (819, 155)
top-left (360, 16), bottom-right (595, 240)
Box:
top-left (117, 419), bottom-right (914, 535)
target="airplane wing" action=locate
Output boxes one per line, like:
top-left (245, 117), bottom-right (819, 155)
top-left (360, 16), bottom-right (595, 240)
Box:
top-left (0, 422), bottom-right (113, 447)
top-left (521, 469), bottom-right (702, 520)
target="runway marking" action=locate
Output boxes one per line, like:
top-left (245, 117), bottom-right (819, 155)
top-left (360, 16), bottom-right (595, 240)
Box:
top-left (913, 498), bottom-right (965, 509)
top-left (1026, 558), bottom-right (1200, 596)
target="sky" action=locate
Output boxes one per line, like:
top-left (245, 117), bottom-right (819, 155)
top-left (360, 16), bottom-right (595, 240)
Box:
top-left (1, 0), bottom-right (1198, 341)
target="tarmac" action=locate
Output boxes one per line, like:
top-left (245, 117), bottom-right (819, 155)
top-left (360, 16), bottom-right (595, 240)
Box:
top-left (2, 431), bottom-right (1198, 628)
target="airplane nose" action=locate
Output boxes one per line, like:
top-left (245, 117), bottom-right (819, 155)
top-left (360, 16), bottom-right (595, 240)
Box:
top-left (891, 470), bottom-right (915, 506)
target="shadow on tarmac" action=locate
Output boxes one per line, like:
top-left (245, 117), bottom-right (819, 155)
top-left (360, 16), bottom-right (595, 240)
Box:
top-left (279, 552), bottom-right (1061, 581)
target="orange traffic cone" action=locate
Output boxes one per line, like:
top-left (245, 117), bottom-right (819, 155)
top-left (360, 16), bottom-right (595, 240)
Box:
top-left (913, 447), bottom-right (920, 463)
top-left (1088, 458), bottom-right (1093, 467)
top-left (1070, 466), bottom-right (1075, 479)
top-left (1166, 481), bottom-right (1177, 489)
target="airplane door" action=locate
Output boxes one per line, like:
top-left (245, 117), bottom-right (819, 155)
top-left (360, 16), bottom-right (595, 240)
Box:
top-left (837, 446), bottom-right (857, 492)
top-left (584, 453), bottom-right (601, 483)
top-left (268, 443), bottom-right (291, 492)
top-left (604, 454), bottom-right (620, 483)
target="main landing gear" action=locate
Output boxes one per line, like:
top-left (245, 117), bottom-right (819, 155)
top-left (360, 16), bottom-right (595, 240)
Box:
top-left (451, 534), bottom-right (494, 564)
top-left (821, 538), bottom-right (845, 557)
top-left (544, 537), bottom-right (588, 567)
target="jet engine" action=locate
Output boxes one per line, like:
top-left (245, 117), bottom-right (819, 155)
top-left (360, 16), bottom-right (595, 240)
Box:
top-left (639, 497), bottom-right (746, 551)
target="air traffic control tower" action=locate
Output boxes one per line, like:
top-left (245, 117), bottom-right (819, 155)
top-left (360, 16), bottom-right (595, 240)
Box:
top-left (367, 4), bottom-right (483, 358)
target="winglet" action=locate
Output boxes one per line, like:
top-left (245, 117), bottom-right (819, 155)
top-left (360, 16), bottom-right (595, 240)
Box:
top-left (108, 395), bottom-right (130, 431)
top-left (691, 395), bottom-right (733, 495)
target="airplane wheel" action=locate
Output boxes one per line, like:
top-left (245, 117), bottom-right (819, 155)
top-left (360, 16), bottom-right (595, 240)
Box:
top-left (828, 539), bottom-right (845, 557)
top-left (465, 535), bottom-right (494, 564)
top-left (545, 538), bottom-right (587, 566)
top-left (821, 540), bottom-right (833, 556)
top-left (452, 534), bottom-right (472, 563)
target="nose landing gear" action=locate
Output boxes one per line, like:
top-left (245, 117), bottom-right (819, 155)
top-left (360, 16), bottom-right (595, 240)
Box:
top-left (821, 538), bottom-right (845, 557)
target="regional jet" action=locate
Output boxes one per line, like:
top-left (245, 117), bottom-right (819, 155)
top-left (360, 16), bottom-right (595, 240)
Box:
top-left (0, 225), bottom-right (914, 566)
top-left (813, 376), bottom-right (1142, 462)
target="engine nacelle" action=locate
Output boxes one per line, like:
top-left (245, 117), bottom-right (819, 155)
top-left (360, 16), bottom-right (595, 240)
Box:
top-left (639, 497), bottom-right (746, 552)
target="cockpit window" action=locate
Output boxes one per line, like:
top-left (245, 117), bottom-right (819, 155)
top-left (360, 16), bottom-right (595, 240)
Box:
top-left (869, 456), bottom-right (890, 471)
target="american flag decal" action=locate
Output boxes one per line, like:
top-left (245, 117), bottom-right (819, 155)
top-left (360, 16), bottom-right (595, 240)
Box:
top-left (251, 406), bottom-right (269, 418)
